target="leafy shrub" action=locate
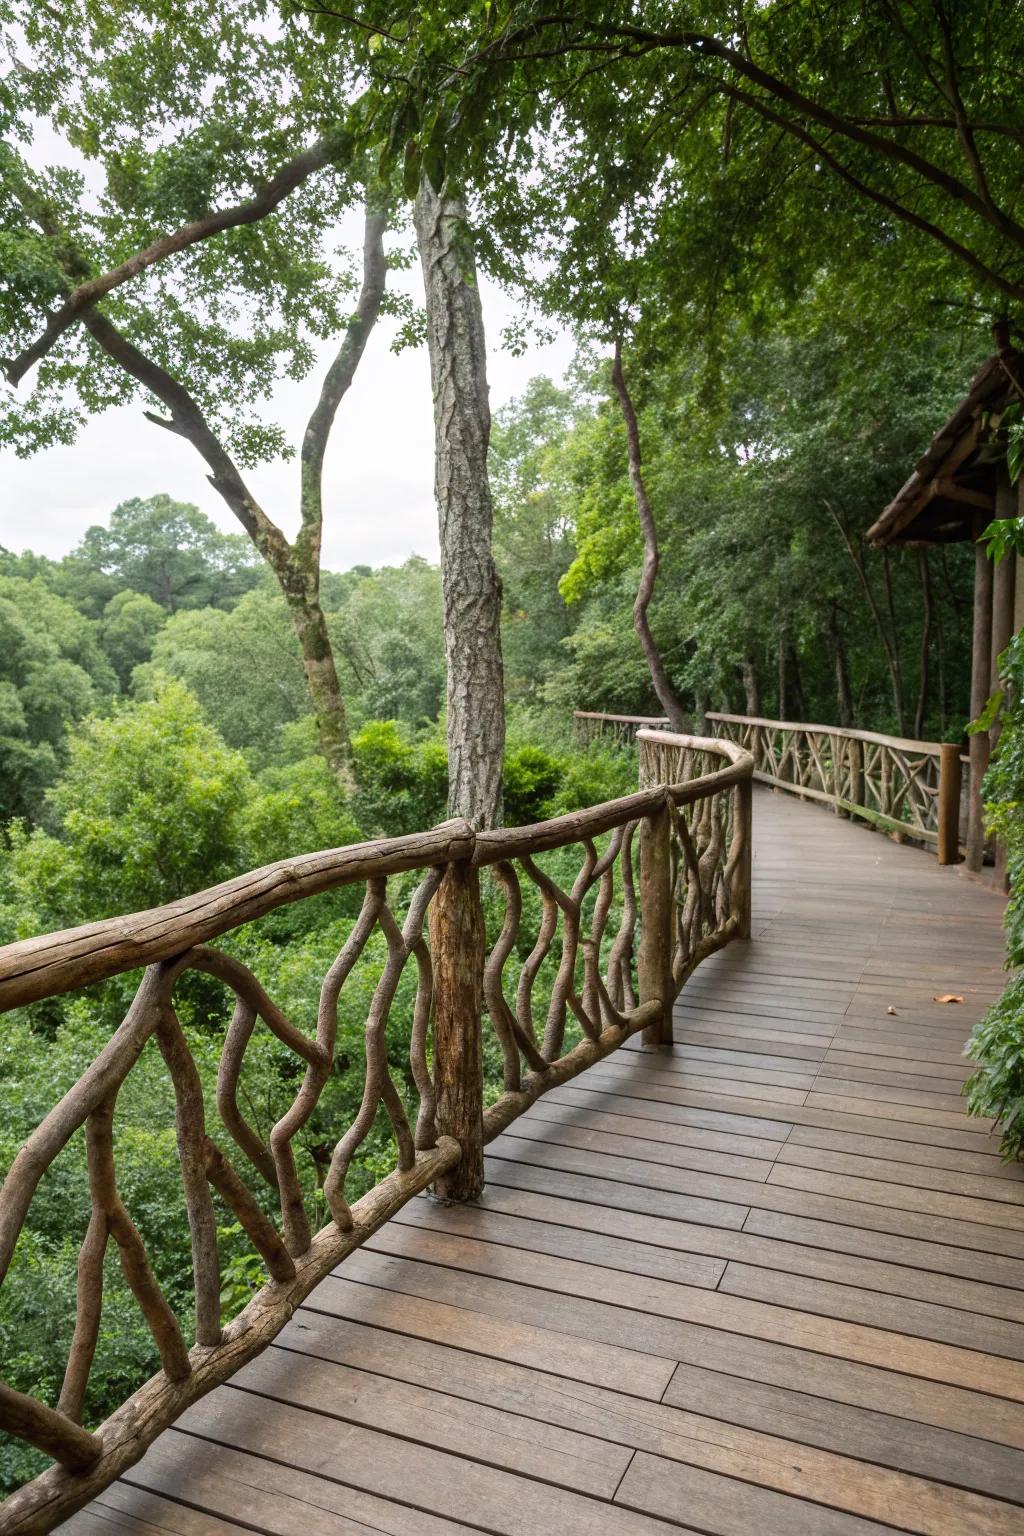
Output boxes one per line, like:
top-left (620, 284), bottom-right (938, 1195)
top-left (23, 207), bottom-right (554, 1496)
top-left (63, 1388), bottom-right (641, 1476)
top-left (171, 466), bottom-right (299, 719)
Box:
top-left (352, 720), bottom-right (448, 835)
top-left (503, 744), bottom-right (563, 824)
top-left (965, 624), bottom-right (1024, 1157)
top-left (965, 974), bottom-right (1024, 1160)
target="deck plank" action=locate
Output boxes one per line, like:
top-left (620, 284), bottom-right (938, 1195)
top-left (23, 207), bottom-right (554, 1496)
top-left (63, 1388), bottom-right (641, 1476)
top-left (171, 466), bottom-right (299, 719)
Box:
top-left (78, 789), bottom-right (1022, 1535)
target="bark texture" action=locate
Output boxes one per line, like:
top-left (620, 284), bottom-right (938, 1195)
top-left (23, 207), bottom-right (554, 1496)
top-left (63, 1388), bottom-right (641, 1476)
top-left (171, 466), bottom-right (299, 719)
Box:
top-left (415, 179), bottom-right (505, 829)
top-left (611, 339), bottom-right (690, 733)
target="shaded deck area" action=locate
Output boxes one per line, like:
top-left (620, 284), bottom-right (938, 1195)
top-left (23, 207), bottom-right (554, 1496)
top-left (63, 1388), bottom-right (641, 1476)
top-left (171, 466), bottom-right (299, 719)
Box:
top-left (70, 791), bottom-right (1023, 1536)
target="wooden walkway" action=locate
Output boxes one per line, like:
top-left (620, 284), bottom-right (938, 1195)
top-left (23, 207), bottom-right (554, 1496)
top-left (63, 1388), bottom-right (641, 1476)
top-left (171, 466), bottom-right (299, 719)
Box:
top-left (69, 791), bottom-right (1024, 1536)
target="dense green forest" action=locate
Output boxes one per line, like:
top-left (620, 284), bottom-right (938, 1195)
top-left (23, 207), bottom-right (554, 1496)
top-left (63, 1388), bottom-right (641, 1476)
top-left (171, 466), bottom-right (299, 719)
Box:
top-left (2, 0), bottom-right (1024, 1506)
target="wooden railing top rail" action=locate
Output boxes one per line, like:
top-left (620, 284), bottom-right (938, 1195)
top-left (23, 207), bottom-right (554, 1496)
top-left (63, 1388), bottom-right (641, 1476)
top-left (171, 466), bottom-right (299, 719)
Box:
top-left (0, 736), bottom-right (752, 1016)
top-left (573, 710), bottom-right (669, 726)
top-left (706, 711), bottom-right (959, 759)
top-left (575, 707), bottom-right (966, 763)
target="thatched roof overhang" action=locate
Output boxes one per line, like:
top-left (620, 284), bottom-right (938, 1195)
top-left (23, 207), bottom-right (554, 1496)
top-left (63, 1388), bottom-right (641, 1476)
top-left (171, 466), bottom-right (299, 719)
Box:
top-left (867, 344), bottom-right (1024, 549)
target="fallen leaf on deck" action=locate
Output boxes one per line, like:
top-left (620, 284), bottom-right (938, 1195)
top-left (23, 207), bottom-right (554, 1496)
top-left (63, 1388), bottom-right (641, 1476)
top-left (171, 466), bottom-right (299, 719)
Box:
top-left (887, 1006), bottom-right (898, 1015)
top-left (933, 994), bottom-right (964, 1004)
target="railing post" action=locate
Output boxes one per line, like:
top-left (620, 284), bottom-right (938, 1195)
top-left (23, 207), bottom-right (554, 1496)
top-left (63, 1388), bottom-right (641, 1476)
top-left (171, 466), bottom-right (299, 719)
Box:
top-left (937, 743), bottom-right (963, 866)
top-left (639, 799), bottom-right (675, 1048)
top-left (428, 858), bottom-right (485, 1201)
top-left (848, 736), bottom-right (864, 813)
top-left (733, 775), bottom-right (753, 939)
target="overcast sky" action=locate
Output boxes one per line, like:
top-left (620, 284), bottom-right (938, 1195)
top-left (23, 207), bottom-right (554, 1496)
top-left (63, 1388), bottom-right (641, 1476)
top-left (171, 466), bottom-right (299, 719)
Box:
top-left (0, 215), bottom-right (577, 571)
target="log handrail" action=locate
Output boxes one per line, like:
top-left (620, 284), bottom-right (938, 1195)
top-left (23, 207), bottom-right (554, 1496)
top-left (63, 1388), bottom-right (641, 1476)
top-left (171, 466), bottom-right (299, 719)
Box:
top-left (573, 709), bottom-right (966, 863)
top-left (0, 731), bottom-right (752, 1531)
top-left (707, 711), bottom-right (962, 759)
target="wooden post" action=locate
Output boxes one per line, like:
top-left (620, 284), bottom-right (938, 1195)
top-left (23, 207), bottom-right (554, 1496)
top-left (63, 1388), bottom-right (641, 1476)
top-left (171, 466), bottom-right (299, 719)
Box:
top-left (966, 518), bottom-right (994, 872)
top-left (848, 736), bottom-right (864, 813)
top-left (989, 473), bottom-right (1017, 887)
top-left (732, 776), bottom-right (753, 940)
top-left (428, 860), bottom-right (485, 1201)
top-left (830, 733), bottom-right (844, 815)
top-left (936, 743), bottom-right (962, 866)
top-left (639, 799), bottom-right (674, 1048)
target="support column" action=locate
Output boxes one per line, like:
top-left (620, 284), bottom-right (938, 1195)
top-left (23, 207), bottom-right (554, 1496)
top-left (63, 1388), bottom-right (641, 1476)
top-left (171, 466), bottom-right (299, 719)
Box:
top-left (936, 743), bottom-right (962, 866)
top-left (966, 516), bottom-right (994, 872)
top-left (990, 471), bottom-right (1018, 888)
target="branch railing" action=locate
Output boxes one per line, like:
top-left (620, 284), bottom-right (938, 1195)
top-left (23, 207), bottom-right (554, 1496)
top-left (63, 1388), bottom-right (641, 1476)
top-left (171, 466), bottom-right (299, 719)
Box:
top-left (706, 713), bottom-right (967, 863)
top-left (575, 710), bottom-right (967, 864)
top-left (0, 730), bottom-right (751, 1532)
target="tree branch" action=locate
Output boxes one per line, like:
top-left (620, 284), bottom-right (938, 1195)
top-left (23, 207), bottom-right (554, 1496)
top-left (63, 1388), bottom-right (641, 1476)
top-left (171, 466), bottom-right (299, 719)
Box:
top-left (475, 17), bottom-right (1024, 254)
top-left (611, 337), bottom-right (689, 731)
top-left (297, 204), bottom-right (388, 567)
top-left (5, 133), bottom-right (349, 387)
top-left (929, 0), bottom-right (997, 217)
top-left (80, 309), bottom-right (295, 577)
top-left (715, 80), bottom-right (1024, 305)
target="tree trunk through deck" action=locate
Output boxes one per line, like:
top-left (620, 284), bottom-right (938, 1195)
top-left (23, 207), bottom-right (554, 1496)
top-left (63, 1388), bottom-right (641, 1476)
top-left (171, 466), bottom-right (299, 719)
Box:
top-left (611, 339), bottom-right (690, 733)
top-left (967, 515), bottom-right (994, 872)
top-left (415, 179), bottom-right (505, 830)
top-left (428, 860), bottom-right (486, 1201)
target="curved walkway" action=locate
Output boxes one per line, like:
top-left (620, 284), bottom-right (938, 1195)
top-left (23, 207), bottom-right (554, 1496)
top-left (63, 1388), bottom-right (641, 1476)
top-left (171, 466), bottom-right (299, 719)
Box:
top-left (70, 791), bottom-right (1022, 1536)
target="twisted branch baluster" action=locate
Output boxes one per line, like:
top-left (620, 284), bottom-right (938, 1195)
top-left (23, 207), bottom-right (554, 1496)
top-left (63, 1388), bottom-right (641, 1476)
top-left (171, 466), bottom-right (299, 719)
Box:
top-left (270, 880), bottom-right (385, 1253)
top-left (324, 871), bottom-right (437, 1230)
top-left (606, 821), bottom-right (637, 1013)
top-left (88, 1090), bottom-right (191, 1382)
top-left (401, 866), bottom-right (445, 1149)
top-left (155, 1001), bottom-right (222, 1346)
top-left (485, 862), bottom-right (549, 1088)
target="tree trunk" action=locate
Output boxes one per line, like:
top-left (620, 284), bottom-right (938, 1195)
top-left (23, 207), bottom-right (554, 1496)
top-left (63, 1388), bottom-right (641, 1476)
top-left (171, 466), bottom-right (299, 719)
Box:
top-left (787, 642), bottom-right (807, 721)
top-left (914, 548), bottom-right (933, 740)
top-left (740, 656), bottom-right (761, 716)
top-left (610, 339), bottom-right (689, 733)
top-left (826, 602), bottom-right (853, 726)
top-left (880, 548), bottom-right (905, 732)
top-left (826, 500), bottom-right (905, 733)
top-left (777, 631), bottom-right (787, 719)
top-left (286, 591), bottom-right (350, 779)
top-left (415, 179), bottom-right (505, 830)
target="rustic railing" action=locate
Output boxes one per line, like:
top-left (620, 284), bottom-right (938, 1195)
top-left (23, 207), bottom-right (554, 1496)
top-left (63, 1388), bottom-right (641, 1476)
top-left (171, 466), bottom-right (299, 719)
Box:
top-left (0, 729), bottom-right (751, 1531)
top-left (575, 710), bottom-right (967, 865)
top-left (573, 709), bottom-right (669, 748)
top-left (706, 713), bottom-right (967, 863)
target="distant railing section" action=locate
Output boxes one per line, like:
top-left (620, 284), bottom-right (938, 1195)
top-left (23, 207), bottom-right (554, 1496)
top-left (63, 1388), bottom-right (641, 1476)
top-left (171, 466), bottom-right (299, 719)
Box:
top-left (574, 709), bottom-right (966, 864)
top-left (0, 730), bottom-right (752, 1532)
top-left (573, 709), bottom-right (667, 748)
top-left (707, 713), bottom-right (967, 863)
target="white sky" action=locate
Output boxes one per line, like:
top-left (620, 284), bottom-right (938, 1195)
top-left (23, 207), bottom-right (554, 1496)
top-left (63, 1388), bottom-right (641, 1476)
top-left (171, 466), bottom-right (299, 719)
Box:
top-left (0, 248), bottom-right (576, 570)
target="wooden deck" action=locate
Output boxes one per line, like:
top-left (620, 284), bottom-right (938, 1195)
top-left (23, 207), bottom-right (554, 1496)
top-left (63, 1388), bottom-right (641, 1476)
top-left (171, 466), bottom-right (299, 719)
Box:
top-left (69, 790), bottom-right (1024, 1536)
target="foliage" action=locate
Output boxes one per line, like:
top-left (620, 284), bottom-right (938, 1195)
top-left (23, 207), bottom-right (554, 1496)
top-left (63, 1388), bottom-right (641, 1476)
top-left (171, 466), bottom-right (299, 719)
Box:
top-left (0, 573), bottom-right (115, 821)
top-left (966, 628), bottom-right (1024, 1158)
top-left (1, 680), bottom-right (251, 930)
top-left (350, 719), bottom-right (449, 835)
top-left (73, 496), bottom-right (260, 614)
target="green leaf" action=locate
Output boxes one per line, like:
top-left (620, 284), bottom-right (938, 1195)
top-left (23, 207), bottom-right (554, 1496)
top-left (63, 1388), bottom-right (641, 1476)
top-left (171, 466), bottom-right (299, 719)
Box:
top-left (968, 689), bottom-right (1004, 735)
